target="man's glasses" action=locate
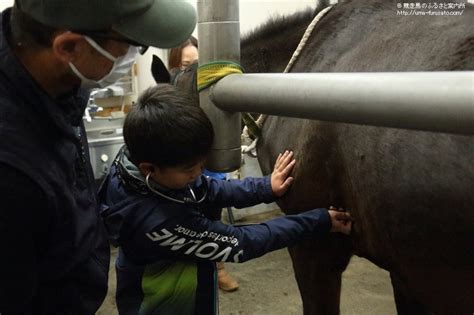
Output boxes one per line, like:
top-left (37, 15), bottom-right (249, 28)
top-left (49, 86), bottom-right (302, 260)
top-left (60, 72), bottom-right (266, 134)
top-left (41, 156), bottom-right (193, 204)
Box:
top-left (76, 31), bottom-right (149, 55)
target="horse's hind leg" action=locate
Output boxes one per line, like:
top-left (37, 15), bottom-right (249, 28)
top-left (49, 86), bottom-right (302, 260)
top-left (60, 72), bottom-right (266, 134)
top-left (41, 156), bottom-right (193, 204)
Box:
top-left (288, 237), bottom-right (352, 315)
top-left (390, 273), bottom-right (431, 315)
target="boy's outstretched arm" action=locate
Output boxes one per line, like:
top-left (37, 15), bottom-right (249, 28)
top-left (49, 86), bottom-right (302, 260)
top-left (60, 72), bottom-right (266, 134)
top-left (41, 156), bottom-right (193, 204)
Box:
top-left (202, 150), bottom-right (297, 210)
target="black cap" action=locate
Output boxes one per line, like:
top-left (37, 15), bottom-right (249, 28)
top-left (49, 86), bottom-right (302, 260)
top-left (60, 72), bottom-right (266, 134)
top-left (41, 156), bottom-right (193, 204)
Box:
top-left (16, 0), bottom-right (196, 48)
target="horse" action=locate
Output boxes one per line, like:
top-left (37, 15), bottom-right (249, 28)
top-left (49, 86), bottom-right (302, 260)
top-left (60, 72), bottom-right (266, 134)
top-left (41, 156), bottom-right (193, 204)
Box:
top-left (152, 1), bottom-right (474, 313)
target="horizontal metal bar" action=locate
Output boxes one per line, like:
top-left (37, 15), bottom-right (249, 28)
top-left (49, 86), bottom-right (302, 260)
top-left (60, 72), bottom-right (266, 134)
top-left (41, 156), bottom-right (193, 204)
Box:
top-left (210, 72), bottom-right (474, 135)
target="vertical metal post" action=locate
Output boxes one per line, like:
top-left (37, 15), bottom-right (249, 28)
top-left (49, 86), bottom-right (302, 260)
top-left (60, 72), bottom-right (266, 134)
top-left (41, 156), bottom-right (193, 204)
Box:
top-left (197, 0), bottom-right (241, 172)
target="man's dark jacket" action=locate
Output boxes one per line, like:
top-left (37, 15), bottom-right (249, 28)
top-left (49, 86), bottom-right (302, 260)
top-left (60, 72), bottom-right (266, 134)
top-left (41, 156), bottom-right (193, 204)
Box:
top-left (0, 9), bottom-right (109, 314)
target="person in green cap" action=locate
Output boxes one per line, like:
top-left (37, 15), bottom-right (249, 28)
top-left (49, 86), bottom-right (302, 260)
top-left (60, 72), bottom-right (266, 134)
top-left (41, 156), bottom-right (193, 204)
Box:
top-left (0, 0), bottom-right (196, 314)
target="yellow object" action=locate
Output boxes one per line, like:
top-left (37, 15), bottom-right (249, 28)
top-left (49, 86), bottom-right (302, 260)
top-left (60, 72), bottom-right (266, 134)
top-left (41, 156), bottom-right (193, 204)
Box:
top-left (197, 61), bottom-right (244, 92)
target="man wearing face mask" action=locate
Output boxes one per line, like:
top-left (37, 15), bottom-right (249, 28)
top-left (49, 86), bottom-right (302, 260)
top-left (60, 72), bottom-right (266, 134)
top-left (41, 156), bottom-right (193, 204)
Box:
top-left (0, 0), bottom-right (196, 314)
top-left (69, 36), bottom-right (141, 90)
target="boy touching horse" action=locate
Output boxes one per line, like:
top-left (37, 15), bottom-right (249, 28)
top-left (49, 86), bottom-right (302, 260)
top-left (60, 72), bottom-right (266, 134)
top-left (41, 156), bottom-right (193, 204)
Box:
top-left (100, 84), bottom-right (352, 314)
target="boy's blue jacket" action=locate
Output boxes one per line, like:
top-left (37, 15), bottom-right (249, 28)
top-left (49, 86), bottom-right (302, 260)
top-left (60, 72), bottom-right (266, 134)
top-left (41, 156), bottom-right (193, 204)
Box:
top-left (101, 147), bottom-right (331, 315)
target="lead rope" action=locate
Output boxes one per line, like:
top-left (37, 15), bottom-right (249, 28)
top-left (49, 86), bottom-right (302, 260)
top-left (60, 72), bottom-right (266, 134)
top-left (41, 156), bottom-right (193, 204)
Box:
top-left (241, 5), bottom-right (334, 156)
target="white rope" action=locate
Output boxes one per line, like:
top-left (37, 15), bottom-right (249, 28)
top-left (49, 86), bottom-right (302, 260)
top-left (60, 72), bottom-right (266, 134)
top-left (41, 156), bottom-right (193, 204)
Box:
top-left (283, 5), bottom-right (333, 73)
top-left (241, 5), bottom-right (334, 156)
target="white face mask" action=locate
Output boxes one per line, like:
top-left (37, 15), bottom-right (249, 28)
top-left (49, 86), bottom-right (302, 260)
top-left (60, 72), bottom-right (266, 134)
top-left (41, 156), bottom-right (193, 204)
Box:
top-left (69, 36), bottom-right (138, 90)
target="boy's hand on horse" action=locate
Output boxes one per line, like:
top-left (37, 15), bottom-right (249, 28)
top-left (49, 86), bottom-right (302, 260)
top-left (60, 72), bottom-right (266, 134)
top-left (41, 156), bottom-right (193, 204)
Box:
top-left (271, 150), bottom-right (296, 197)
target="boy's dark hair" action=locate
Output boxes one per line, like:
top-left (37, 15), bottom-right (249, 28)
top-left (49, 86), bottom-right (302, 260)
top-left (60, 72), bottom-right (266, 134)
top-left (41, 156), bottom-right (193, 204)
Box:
top-left (124, 84), bottom-right (214, 168)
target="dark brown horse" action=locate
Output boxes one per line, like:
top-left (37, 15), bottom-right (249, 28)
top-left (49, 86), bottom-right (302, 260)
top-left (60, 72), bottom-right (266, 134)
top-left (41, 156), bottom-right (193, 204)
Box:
top-left (152, 1), bottom-right (474, 313)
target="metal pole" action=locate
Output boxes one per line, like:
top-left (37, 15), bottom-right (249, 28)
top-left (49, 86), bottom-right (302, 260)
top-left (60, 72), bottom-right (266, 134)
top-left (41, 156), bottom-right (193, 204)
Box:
top-left (197, 0), bottom-right (241, 172)
top-left (210, 72), bottom-right (474, 135)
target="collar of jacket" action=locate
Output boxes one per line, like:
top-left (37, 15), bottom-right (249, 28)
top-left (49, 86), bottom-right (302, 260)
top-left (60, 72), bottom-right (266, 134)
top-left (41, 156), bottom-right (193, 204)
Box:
top-left (113, 146), bottom-right (208, 204)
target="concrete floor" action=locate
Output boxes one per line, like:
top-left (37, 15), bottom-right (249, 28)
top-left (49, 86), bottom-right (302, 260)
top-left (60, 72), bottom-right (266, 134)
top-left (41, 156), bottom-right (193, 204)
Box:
top-left (218, 250), bottom-right (396, 315)
top-left (97, 210), bottom-right (397, 315)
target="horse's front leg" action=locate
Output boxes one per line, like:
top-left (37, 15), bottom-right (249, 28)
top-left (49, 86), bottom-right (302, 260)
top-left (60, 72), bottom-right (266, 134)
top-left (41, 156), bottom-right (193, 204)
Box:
top-left (288, 236), bottom-right (352, 315)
